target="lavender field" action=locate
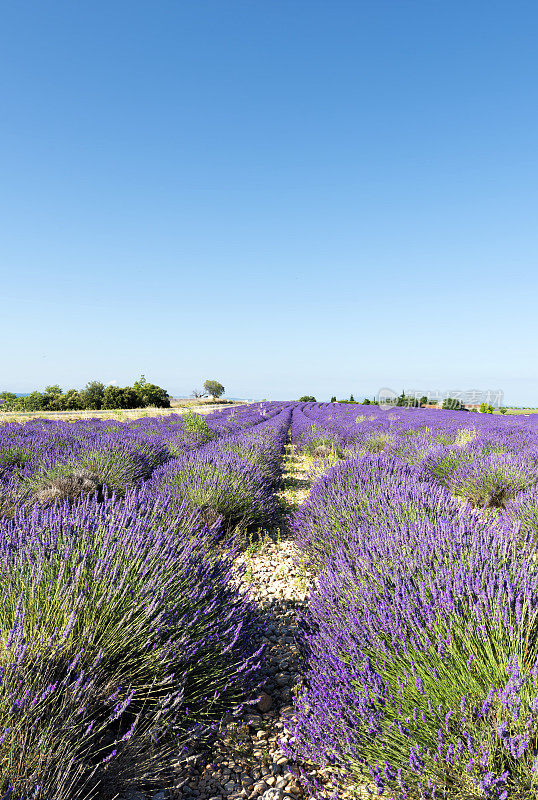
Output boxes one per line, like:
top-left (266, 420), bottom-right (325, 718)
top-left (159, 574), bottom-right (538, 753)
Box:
top-left (2, 403), bottom-right (538, 799)
top-left (0, 403), bottom-right (291, 799)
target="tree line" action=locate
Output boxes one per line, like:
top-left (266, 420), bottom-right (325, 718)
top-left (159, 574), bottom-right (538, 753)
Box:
top-left (299, 392), bottom-right (508, 413)
top-left (0, 376), bottom-right (170, 412)
top-left (299, 395), bottom-right (381, 404)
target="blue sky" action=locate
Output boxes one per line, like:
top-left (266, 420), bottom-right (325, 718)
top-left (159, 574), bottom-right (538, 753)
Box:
top-left (2, 1), bottom-right (537, 403)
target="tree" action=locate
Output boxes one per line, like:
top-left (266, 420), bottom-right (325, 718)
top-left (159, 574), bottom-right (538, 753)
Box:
top-left (46, 393), bottom-right (67, 411)
top-left (420, 396), bottom-right (428, 407)
top-left (349, 394), bottom-right (355, 402)
top-left (41, 385), bottom-right (64, 410)
top-left (21, 391), bottom-right (47, 411)
top-left (102, 386), bottom-right (124, 409)
top-left (362, 398), bottom-right (371, 405)
top-left (0, 392), bottom-right (18, 408)
top-left (442, 397), bottom-right (463, 410)
top-left (43, 389), bottom-right (84, 411)
top-left (204, 379), bottom-right (225, 399)
top-left (102, 385), bottom-right (140, 409)
top-left (62, 389), bottom-right (84, 410)
top-left (330, 396), bottom-right (337, 402)
top-left (44, 385), bottom-right (62, 395)
top-left (299, 396), bottom-right (316, 402)
top-left (141, 384), bottom-right (170, 407)
top-left (191, 388), bottom-right (205, 399)
top-left (395, 391), bottom-right (421, 407)
top-left (133, 375), bottom-right (170, 408)
top-left (499, 407), bottom-right (508, 414)
top-left (479, 402), bottom-right (494, 414)
top-left (81, 381), bottom-right (105, 410)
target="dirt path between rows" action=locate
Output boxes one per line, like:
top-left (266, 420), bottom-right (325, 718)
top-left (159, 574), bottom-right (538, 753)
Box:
top-left (116, 445), bottom-right (315, 800)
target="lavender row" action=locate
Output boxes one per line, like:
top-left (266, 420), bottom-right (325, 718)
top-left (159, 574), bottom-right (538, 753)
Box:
top-left (291, 402), bottom-right (538, 458)
top-left (285, 403), bottom-right (538, 799)
top-left (0, 403), bottom-right (292, 516)
top-left (0, 404), bottom-right (292, 798)
top-left (146, 406), bottom-right (292, 534)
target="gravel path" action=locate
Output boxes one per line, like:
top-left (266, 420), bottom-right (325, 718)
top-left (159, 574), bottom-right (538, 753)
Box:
top-left (117, 447), bottom-right (315, 800)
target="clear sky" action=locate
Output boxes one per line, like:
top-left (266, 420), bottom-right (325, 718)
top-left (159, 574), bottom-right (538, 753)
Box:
top-left (2, 1), bottom-right (537, 404)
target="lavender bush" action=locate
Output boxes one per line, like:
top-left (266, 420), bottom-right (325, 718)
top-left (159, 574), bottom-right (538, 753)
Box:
top-left (292, 454), bottom-right (463, 571)
top-left (422, 444), bottom-right (538, 510)
top-left (287, 494), bottom-right (538, 798)
top-left (502, 484), bottom-right (538, 543)
top-left (147, 446), bottom-right (277, 534)
top-left (0, 490), bottom-right (263, 799)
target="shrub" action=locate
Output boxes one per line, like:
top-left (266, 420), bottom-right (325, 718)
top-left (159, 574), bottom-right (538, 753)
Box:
top-left (0, 380), bottom-right (171, 413)
top-left (60, 389), bottom-right (85, 410)
top-left (453, 427), bottom-right (478, 446)
top-left (422, 446), bottom-right (472, 486)
top-left (179, 410), bottom-right (215, 445)
top-left (0, 477), bottom-right (21, 520)
top-left (0, 392), bottom-right (18, 406)
top-left (0, 446), bottom-right (32, 476)
top-left (299, 396), bottom-right (316, 402)
top-left (16, 392), bottom-right (48, 412)
top-left (502, 484), bottom-right (538, 546)
top-left (423, 446), bottom-right (538, 510)
top-left (225, 442), bottom-right (282, 483)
